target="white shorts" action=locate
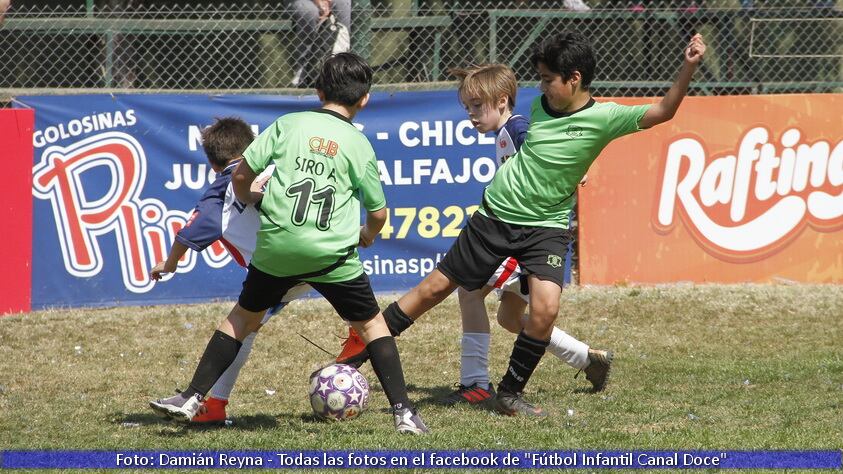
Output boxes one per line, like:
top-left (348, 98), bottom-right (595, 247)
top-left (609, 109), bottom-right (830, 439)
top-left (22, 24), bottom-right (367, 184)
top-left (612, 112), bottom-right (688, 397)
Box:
top-left (260, 282), bottom-right (312, 324)
top-left (486, 257), bottom-right (529, 303)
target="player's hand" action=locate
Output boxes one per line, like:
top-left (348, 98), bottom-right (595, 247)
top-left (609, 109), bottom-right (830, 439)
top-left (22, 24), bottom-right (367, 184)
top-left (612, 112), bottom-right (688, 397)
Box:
top-left (150, 261), bottom-right (174, 281)
top-left (358, 226), bottom-right (376, 248)
top-left (685, 33), bottom-right (706, 65)
top-left (250, 174), bottom-right (270, 194)
top-left (579, 174), bottom-right (588, 187)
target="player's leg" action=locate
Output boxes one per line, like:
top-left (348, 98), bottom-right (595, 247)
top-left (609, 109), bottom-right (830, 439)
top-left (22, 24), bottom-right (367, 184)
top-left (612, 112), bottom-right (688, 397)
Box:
top-left (494, 227), bottom-right (572, 417)
top-left (384, 213), bottom-right (508, 336)
top-left (495, 276), bottom-right (560, 417)
top-left (290, 0), bottom-right (320, 87)
top-left (338, 214), bottom-right (506, 365)
top-left (195, 329), bottom-right (259, 424)
top-left (149, 304), bottom-right (265, 422)
top-left (337, 268), bottom-right (457, 367)
top-left (196, 283), bottom-right (312, 423)
top-left (149, 266), bottom-right (295, 422)
top-left (494, 261), bottom-right (613, 392)
top-left (311, 274), bottom-right (428, 434)
top-left (441, 285), bottom-right (495, 406)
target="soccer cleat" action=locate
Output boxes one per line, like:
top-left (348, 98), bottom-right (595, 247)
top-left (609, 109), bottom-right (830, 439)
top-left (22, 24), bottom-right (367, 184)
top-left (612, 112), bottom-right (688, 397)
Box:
top-left (191, 396), bottom-right (228, 424)
top-left (336, 327), bottom-right (369, 368)
top-left (440, 382), bottom-right (495, 406)
top-left (149, 392), bottom-right (203, 423)
top-left (577, 348), bottom-right (614, 392)
top-left (494, 388), bottom-right (547, 417)
top-left (393, 407), bottom-right (430, 434)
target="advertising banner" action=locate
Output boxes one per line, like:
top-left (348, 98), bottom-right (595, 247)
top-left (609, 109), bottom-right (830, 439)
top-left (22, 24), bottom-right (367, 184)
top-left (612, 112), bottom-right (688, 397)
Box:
top-left (0, 109), bottom-right (34, 314)
top-left (16, 89), bottom-right (552, 309)
top-left (580, 94), bottom-right (843, 284)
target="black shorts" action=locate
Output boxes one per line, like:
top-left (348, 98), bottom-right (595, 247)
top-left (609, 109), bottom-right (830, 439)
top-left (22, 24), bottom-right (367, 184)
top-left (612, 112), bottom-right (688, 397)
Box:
top-left (438, 212), bottom-right (573, 291)
top-left (238, 265), bottom-right (379, 322)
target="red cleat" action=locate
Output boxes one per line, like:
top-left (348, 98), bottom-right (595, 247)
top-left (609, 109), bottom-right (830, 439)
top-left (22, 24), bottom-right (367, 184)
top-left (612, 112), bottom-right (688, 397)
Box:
top-left (191, 396), bottom-right (228, 424)
top-left (336, 327), bottom-right (369, 368)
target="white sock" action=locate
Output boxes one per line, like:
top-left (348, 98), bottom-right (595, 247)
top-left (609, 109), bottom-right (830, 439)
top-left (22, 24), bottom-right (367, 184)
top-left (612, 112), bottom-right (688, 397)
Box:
top-left (209, 332), bottom-right (256, 400)
top-left (460, 332), bottom-right (490, 387)
top-left (547, 327), bottom-right (589, 370)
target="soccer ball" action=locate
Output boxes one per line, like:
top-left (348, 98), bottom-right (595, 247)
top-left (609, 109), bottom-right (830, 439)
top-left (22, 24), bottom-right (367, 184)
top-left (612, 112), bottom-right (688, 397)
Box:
top-left (308, 363), bottom-right (369, 421)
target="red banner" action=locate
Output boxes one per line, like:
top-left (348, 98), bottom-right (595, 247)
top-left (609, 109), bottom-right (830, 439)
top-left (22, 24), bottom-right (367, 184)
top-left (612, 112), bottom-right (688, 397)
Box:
top-left (1, 109), bottom-right (34, 314)
top-left (580, 94), bottom-right (843, 284)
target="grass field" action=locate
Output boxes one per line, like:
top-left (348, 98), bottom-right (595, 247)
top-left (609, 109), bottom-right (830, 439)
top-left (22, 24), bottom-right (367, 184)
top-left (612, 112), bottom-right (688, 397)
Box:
top-left (1, 284), bottom-right (841, 470)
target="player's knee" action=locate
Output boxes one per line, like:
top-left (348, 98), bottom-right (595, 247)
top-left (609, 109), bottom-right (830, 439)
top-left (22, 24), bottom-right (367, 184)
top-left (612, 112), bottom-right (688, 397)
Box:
top-left (529, 298), bottom-right (559, 324)
top-left (496, 311), bottom-right (521, 334)
top-left (417, 273), bottom-right (455, 302)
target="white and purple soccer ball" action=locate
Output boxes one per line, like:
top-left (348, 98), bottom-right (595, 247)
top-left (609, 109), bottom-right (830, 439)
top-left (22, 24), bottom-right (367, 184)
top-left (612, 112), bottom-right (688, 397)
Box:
top-left (308, 363), bottom-right (369, 421)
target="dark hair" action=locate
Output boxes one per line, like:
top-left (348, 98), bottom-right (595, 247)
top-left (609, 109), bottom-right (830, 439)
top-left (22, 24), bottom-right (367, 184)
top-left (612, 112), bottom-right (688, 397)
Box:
top-left (529, 32), bottom-right (596, 89)
top-left (315, 52), bottom-right (374, 106)
top-left (201, 117), bottom-right (254, 168)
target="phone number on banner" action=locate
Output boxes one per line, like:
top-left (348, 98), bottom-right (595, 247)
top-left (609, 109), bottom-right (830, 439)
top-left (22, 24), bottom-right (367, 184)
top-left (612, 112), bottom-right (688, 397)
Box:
top-left (378, 205), bottom-right (479, 240)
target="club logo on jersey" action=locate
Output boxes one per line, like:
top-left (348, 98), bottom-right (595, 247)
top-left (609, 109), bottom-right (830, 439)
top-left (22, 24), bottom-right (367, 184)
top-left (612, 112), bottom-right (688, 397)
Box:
top-left (309, 136), bottom-right (339, 158)
top-left (566, 125), bottom-right (583, 138)
top-left (500, 139), bottom-right (508, 148)
top-left (655, 127), bottom-right (843, 261)
top-left (32, 131), bottom-right (232, 294)
top-left (547, 254), bottom-right (563, 268)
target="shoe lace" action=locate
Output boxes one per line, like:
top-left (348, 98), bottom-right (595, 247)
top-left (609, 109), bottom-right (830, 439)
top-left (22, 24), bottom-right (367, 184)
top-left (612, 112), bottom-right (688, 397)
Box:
top-left (337, 332), bottom-right (362, 347)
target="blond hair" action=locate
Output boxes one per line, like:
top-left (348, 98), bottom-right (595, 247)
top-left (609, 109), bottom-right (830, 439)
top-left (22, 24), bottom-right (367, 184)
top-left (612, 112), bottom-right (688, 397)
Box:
top-left (450, 64), bottom-right (517, 110)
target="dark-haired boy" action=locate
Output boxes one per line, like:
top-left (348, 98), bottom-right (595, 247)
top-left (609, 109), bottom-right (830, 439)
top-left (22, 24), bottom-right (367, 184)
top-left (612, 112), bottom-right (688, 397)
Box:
top-left (344, 32), bottom-right (706, 416)
top-left (150, 53), bottom-right (428, 434)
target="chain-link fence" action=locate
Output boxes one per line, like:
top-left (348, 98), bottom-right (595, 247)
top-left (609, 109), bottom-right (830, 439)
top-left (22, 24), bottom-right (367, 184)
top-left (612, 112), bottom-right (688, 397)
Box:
top-left (1, 1), bottom-right (841, 97)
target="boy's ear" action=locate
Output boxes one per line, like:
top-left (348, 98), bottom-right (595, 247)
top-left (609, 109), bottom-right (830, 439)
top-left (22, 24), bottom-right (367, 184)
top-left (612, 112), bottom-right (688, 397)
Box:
top-left (497, 95), bottom-right (509, 110)
top-left (569, 70), bottom-right (583, 86)
top-left (317, 89), bottom-right (326, 102)
top-left (357, 92), bottom-right (370, 110)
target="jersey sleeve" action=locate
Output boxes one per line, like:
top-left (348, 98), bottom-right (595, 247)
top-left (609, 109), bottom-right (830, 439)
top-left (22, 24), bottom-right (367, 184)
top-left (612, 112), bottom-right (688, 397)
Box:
top-left (508, 115), bottom-right (530, 151)
top-left (175, 185), bottom-right (225, 252)
top-left (607, 102), bottom-right (652, 139)
top-left (356, 145), bottom-right (386, 212)
top-left (243, 119), bottom-right (284, 174)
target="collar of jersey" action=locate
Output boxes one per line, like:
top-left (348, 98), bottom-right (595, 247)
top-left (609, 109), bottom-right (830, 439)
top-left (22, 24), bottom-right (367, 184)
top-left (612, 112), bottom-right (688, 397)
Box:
top-left (495, 114), bottom-right (525, 136)
top-left (541, 96), bottom-right (596, 118)
top-left (312, 108), bottom-right (353, 124)
top-left (221, 159), bottom-right (241, 175)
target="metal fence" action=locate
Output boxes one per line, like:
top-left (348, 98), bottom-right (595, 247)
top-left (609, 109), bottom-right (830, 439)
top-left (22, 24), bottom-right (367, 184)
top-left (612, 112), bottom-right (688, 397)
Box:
top-left (0, 1), bottom-right (841, 97)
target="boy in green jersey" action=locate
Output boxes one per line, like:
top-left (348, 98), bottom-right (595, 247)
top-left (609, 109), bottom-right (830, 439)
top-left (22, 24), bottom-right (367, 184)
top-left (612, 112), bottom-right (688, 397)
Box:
top-left (150, 53), bottom-right (428, 434)
top-left (348, 31), bottom-right (706, 416)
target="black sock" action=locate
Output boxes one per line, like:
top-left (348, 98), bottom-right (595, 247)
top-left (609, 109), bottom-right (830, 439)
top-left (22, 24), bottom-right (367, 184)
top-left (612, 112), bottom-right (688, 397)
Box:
top-left (367, 336), bottom-right (412, 411)
top-left (383, 302), bottom-right (414, 337)
top-left (183, 330), bottom-right (242, 398)
top-left (498, 331), bottom-right (549, 394)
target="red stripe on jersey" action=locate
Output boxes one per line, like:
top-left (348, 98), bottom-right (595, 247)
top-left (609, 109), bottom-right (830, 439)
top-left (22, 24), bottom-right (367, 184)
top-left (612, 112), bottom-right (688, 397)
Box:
top-left (219, 237), bottom-right (247, 268)
top-left (493, 257), bottom-right (519, 289)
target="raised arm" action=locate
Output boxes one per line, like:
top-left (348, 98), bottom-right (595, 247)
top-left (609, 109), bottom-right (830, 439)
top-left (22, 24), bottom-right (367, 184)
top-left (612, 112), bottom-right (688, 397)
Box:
top-left (639, 34), bottom-right (706, 129)
top-left (232, 158), bottom-right (261, 205)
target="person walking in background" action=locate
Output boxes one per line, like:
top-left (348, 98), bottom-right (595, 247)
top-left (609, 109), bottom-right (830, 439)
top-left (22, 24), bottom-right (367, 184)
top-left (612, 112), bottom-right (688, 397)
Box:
top-left (289, 0), bottom-right (352, 88)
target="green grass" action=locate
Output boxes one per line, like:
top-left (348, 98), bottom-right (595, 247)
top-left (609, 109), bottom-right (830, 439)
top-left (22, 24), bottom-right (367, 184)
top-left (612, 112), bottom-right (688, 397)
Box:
top-left (1, 285), bottom-right (841, 468)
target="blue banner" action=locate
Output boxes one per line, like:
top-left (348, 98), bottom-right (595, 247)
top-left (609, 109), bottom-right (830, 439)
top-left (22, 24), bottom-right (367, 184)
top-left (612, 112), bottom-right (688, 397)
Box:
top-left (2, 450), bottom-right (840, 469)
top-left (15, 89), bottom-right (574, 310)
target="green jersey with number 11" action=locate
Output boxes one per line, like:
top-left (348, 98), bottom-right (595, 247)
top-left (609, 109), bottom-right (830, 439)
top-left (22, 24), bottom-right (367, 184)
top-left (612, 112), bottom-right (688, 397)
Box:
top-left (243, 109), bottom-right (385, 283)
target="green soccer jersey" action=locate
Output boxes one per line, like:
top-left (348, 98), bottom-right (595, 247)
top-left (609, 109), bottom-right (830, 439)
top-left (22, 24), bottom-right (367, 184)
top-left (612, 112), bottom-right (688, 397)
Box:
top-left (480, 96), bottom-right (651, 228)
top-left (243, 109), bottom-right (386, 282)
